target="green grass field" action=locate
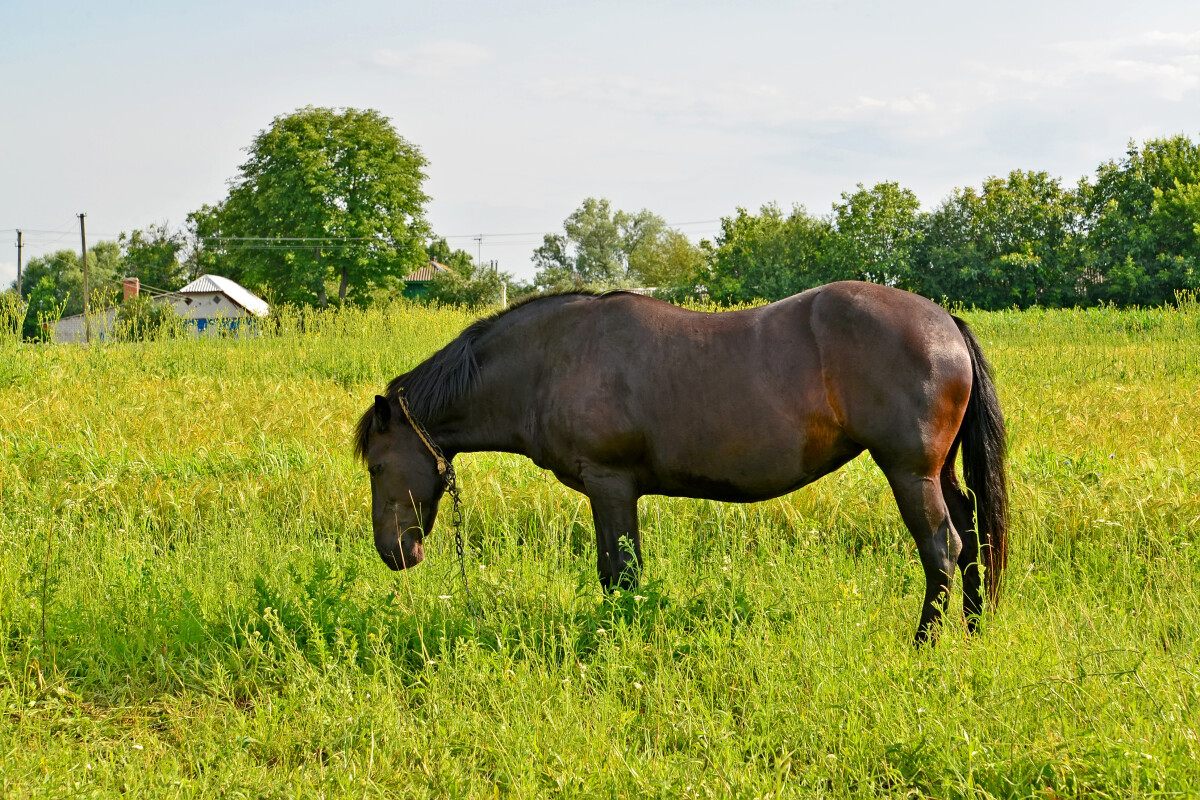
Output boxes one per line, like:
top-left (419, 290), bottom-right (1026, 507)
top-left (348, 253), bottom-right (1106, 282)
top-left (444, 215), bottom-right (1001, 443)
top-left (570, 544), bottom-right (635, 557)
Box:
top-left (2, 299), bottom-right (1198, 798)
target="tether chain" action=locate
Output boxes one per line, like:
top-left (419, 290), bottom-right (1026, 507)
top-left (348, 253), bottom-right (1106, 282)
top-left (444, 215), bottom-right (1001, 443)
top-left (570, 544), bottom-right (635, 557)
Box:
top-left (396, 391), bottom-right (478, 619)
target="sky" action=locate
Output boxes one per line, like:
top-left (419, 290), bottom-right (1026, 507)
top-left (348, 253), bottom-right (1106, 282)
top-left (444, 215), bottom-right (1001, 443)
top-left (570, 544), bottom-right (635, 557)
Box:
top-left (3, 0), bottom-right (1200, 287)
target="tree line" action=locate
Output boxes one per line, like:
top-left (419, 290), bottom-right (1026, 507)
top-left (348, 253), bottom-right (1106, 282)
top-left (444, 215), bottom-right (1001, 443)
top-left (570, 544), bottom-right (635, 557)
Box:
top-left (531, 135), bottom-right (1200, 309)
top-left (8, 107), bottom-right (1199, 333)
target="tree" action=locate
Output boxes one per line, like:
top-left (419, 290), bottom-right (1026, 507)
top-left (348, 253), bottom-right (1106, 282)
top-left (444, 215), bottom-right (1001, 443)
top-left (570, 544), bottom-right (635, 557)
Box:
top-left (915, 171), bottom-right (1083, 308)
top-left (205, 106), bottom-right (431, 306)
top-left (120, 223), bottom-right (187, 290)
top-left (16, 243), bottom-right (122, 318)
top-left (427, 238), bottom-right (476, 274)
top-left (184, 205), bottom-right (236, 285)
top-left (532, 198), bottom-right (687, 291)
top-left (424, 238), bottom-right (511, 307)
top-left (21, 276), bottom-right (64, 341)
top-left (629, 228), bottom-right (704, 291)
top-left (1081, 135), bottom-right (1200, 305)
top-left (827, 182), bottom-right (924, 289)
top-left (700, 204), bottom-right (833, 303)
top-left (533, 198), bottom-right (630, 289)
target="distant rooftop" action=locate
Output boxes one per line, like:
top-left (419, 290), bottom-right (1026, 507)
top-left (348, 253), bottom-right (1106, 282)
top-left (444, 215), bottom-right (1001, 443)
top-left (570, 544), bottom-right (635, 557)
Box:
top-left (179, 274), bottom-right (270, 317)
top-left (402, 261), bottom-right (452, 283)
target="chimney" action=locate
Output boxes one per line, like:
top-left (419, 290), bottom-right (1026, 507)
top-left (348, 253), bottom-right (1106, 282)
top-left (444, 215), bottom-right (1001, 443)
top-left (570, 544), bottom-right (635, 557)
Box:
top-left (123, 277), bottom-right (140, 300)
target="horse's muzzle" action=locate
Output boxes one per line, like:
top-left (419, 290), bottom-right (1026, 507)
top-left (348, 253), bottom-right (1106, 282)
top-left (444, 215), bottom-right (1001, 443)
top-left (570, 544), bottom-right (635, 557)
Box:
top-left (375, 527), bottom-right (426, 571)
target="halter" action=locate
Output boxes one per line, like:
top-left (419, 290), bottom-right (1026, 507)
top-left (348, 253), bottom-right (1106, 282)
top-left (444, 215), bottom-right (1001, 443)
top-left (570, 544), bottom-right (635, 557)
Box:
top-left (397, 390), bottom-right (450, 475)
top-left (395, 390), bottom-right (477, 618)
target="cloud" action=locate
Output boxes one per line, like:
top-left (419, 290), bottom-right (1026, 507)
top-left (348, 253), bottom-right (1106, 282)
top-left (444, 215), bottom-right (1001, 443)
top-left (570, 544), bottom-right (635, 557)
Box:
top-left (992, 30), bottom-right (1200, 102)
top-left (509, 26), bottom-right (1200, 217)
top-left (528, 73), bottom-right (956, 148)
top-left (369, 40), bottom-right (492, 77)
top-left (528, 75), bottom-right (792, 124)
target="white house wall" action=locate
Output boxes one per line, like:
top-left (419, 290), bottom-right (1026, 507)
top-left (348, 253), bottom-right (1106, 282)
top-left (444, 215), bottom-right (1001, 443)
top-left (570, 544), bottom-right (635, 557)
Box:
top-left (52, 308), bottom-right (118, 343)
top-left (169, 292), bottom-right (252, 320)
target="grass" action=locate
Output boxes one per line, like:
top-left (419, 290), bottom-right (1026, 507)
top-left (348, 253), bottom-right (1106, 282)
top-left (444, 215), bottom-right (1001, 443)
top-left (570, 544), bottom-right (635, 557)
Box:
top-left (1, 298), bottom-right (1199, 798)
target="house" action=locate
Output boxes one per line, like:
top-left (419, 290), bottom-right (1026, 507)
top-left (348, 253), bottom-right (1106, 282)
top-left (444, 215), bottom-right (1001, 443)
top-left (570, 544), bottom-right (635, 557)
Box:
top-left (52, 274), bottom-right (269, 342)
top-left (165, 274), bottom-right (269, 332)
top-left (51, 307), bottom-right (118, 343)
top-left (401, 260), bottom-right (452, 300)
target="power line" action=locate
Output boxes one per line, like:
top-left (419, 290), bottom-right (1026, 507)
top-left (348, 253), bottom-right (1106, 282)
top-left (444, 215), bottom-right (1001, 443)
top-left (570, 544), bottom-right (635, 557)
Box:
top-left (200, 245), bottom-right (388, 251)
top-left (439, 231), bottom-right (553, 239)
top-left (204, 235), bottom-right (386, 242)
top-left (7, 218), bottom-right (723, 243)
top-left (4, 217), bottom-right (725, 268)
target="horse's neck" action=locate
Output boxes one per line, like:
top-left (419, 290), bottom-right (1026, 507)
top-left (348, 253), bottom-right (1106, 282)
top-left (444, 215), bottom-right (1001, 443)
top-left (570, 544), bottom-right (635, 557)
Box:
top-left (429, 341), bottom-right (533, 458)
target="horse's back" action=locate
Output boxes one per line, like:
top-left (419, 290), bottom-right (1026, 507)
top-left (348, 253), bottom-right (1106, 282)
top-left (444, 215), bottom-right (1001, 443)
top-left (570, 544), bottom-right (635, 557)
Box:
top-left (533, 284), bottom-right (971, 497)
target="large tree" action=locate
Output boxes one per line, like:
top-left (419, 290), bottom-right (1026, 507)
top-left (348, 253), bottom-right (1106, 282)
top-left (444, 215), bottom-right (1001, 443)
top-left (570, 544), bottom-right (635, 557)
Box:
top-left (16, 242), bottom-right (122, 317)
top-left (120, 223), bottom-right (188, 291)
top-left (915, 171), bottom-right (1083, 308)
top-left (628, 228), bottom-right (704, 290)
top-left (185, 204), bottom-right (237, 285)
top-left (532, 198), bottom-right (701, 292)
top-left (1080, 135), bottom-right (1200, 305)
top-left (203, 107), bottom-right (431, 306)
top-left (700, 204), bottom-right (833, 304)
top-left (826, 182), bottom-right (924, 289)
top-left (11, 243), bottom-right (121, 340)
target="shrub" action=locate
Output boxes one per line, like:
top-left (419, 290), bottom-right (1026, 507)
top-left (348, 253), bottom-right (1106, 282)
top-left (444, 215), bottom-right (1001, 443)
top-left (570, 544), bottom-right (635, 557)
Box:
top-left (114, 295), bottom-right (183, 341)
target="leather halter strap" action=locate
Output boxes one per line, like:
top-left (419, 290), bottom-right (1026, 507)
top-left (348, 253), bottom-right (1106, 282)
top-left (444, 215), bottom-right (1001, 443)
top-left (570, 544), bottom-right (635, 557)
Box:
top-left (395, 391), bottom-right (448, 475)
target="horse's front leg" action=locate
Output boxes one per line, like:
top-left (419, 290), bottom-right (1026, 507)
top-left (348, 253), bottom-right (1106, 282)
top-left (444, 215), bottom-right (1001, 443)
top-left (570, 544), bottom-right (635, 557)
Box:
top-left (583, 468), bottom-right (642, 592)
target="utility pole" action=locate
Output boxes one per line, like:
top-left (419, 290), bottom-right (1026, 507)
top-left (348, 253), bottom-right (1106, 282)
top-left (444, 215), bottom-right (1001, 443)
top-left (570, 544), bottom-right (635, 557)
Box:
top-left (475, 234), bottom-right (483, 267)
top-left (79, 213), bottom-right (89, 343)
top-left (15, 230), bottom-right (22, 296)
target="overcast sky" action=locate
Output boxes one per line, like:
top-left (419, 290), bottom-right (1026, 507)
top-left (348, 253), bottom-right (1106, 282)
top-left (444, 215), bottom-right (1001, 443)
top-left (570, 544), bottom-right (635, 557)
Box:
top-left (3, 0), bottom-right (1200, 286)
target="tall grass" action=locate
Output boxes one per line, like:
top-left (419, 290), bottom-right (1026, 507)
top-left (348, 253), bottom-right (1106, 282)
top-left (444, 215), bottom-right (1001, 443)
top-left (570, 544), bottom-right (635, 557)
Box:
top-left (1, 298), bottom-right (1198, 797)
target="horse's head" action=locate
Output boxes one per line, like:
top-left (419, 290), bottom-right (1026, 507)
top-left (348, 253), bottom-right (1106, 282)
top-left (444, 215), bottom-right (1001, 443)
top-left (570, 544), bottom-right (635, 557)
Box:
top-left (356, 394), bottom-right (445, 571)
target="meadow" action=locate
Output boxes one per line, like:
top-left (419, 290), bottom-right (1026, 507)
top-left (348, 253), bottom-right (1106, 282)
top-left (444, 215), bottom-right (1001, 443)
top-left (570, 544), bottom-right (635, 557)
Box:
top-left (1, 297), bottom-right (1198, 798)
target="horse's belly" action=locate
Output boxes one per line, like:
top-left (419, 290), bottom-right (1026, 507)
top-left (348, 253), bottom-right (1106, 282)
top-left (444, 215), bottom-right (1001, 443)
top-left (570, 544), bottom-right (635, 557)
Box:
top-left (648, 426), bottom-right (859, 503)
top-left (653, 472), bottom-right (810, 503)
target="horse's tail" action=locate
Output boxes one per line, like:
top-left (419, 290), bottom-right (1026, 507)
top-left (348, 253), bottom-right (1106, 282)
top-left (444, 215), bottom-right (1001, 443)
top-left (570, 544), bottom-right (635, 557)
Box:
top-left (952, 316), bottom-right (1009, 608)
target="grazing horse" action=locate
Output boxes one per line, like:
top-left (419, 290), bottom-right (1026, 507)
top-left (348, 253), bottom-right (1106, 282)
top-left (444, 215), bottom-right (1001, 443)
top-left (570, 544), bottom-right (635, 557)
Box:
top-left (355, 281), bottom-right (1008, 642)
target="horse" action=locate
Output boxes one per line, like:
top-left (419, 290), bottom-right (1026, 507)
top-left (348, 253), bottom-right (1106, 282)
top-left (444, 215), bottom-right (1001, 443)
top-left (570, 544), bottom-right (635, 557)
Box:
top-left (354, 281), bottom-right (1008, 643)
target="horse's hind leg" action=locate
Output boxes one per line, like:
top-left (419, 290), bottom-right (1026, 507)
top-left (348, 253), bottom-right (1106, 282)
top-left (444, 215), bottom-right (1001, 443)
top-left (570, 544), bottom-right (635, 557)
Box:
top-left (878, 462), bottom-right (962, 644)
top-left (941, 454), bottom-right (983, 632)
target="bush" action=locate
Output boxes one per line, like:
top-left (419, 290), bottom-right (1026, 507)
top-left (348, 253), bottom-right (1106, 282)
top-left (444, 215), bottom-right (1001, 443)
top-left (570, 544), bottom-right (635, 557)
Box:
top-left (114, 295), bottom-right (183, 341)
top-left (426, 261), bottom-right (509, 308)
top-left (0, 290), bottom-right (28, 345)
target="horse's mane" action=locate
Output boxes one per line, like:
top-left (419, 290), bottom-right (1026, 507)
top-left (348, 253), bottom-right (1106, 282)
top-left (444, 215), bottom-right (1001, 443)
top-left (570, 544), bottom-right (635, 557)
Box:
top-left (353, 291), bottom-right (609, 461)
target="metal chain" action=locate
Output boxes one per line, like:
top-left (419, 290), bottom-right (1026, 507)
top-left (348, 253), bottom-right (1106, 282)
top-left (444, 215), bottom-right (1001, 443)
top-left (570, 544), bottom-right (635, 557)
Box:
top-left (442, 458), bottom-right (478, 619)
top-left (397, 391), bottom-right (478, 619)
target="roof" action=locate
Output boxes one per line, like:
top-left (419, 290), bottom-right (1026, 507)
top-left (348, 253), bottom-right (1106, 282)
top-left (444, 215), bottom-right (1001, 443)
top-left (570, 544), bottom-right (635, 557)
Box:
top-left (178, 274), bottom-right (270, 316)
top-left (402, 261), bottom-right (452, 283)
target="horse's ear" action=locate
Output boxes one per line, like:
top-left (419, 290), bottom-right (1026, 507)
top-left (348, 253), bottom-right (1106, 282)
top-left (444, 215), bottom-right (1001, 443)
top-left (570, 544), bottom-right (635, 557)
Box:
top-left (374, 394), bottom-right (392, 430)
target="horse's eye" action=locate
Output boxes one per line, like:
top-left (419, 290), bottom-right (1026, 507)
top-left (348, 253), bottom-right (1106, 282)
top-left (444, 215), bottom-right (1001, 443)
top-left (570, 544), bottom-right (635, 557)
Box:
top-left (368, 464), bottom-right (382, 476)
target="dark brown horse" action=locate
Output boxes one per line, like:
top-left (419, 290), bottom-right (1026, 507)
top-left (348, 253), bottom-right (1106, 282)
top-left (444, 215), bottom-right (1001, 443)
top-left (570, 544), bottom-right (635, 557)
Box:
top-left (355, 281), bottom-right (1008, 642)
